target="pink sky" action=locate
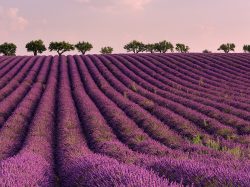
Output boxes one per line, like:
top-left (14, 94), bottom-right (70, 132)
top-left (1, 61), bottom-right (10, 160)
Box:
top-left (0, 0), bottom-right (250, 55)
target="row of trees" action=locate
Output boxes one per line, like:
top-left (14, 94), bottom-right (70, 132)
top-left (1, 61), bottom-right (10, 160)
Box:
top-left (205, 43), bottom-right (250, 53)
top-left (1, 40), bottom-right (250, 56)
top-left (0, 40), bottom-right (113, 56)
top-left (124, 40), bottom-right (190, 53)
top-left (0, 40), bottom-right (189, 56)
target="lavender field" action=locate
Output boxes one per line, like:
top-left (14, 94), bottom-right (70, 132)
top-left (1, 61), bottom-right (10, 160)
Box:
top-left (0, 53), bottom-right (250, 186)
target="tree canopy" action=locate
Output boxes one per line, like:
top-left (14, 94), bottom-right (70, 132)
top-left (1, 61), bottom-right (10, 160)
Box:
top-left (145, 44), bottom-right (156, 53)
top-left (175, 43), bottom-right (190, 53)
top-left (49, 41), bottom-right (75, 56)
top-left (202, 49), bottom-right (212, 53)
top-left (25, 40), bottom-right (46, 56)
top-left (155, 41), bottom-right (174, 53)
top-left (124, 40), bottom-right (145, 53)
top-left (217, 43), bottom-right (235, 53)
top-left (0, 43), bottom-right (17, 56)
top-left (8, 39), bottom-right (250, 55)
top-left (243, 45), bottom-right (250, 53)
top-left (75, 41), bottom-right (93, 55)
top-left (100, 46), bottom-right (113, 54)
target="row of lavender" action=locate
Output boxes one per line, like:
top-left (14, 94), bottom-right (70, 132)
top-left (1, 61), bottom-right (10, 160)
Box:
top-left (108, 54), bottom-right (250, 140)
top-left (0, 54), bottom-right (249, 186)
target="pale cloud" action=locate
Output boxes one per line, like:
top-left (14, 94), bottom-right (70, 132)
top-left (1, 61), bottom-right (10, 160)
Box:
top-left (0, 6), bottom-right (28, 32)
top-left (73, 0), bottom-right (152, 11)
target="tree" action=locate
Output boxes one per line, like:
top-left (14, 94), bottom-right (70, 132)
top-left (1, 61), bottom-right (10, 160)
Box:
top-left (175, 43), bottom-right (190, 53)
top-left (243, 45), bottom-right (250, 53)
top-left (145, 44), bottom-right (156, 53)
top-left (124, 40), bottom-right (145, 53)
top-left (202, 49), bottom-right (212, 53)
top-left (25, 40), bottom-right (46, 56)
top-left (217, 43), bottom-right (235, 53)
top-left (0, 42), bottom-right (17, 56)
top-left (48, 41), bottom-right (75, 56)
top-left (75, 41), bottom-right (93, 55)
top-left (155, 41), bottom-right (174, 53)
top-left (100, 46), bottom-right (113, 54)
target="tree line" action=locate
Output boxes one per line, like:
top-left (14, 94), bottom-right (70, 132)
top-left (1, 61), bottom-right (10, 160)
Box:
top-left (0, 40), bottom-right (250, 56)
top-left (0, 40), bottom-right (109, 56)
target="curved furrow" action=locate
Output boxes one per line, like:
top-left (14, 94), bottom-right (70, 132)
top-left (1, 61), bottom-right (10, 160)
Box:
top-left (0, 57), bottom-right (55, 187)
top-left (56, 56), bottom-right (176, 187)
top-left (93, 55), bottom-right (250, 158)
top-left (0, 56), bottom-right (29, 90)
top-left (141, 54), bottom-right (241, 98)
top-left (98, 55), bottom-right (249, 156)
top-left (116, 54), bottom-right (250, 143)
top-left (165, 54), bottom-right (250, 95)
top-left (72, 57), bottom-right (245, 160)
top-left (98, 55), bottom-right (250, 141)
top-left (0, 57), bottom-right (74, 186)
top-left (0, 56), bottom-right (37, 97)
top-left (69, 55), bottom-right (144, 162)
top-left (184, 54), bottom-right (250, 92)
top-left (233, 54), bottom-right (250, 67)
top-left (196, 54), bottom-right (250, 97)
top-left (56, 55), bottom-right (92, 184)
top-left (0, 54), bottom-right (249, 187)
top-left (124, 55), bottom-right (250, 135)
top-left (0, 59), bottom-right (34, 102)
top-left (194, 55), bottom-right (250, 96)
top-left (142, 54), bottom-right (250, 105)
top-left (191, 53), bottom-right (250, 80)
top-left (17, 56), bottom-right (53, 158)
top-left (0, 57), bottom-right (45, 127)
top-left (217, 53), bottom-right (250, 68)
top-left (185, 53), bottom-right (250, 82)
top-left (77, 55), bottom-right (179, 156)
top-left (0, 56), bottom-right (49, 160)
top-left (135, 53), bottom-right (245, 102)
top-left (146, 54), bottom-right (250, 101)
top-left (0, 56), bottom-right (17, 69)
top-left (136, 55), bottom-right (250, 134)
top-left (0, 56), bottom-right (22, 77)
top-left (241, 53), bottom-right (250, 57)
top-left (189, 55), bottom-right (250, 100)
top-left (0, 56), bottom-right (9, 64)
top-left (168, 54), bottom-right (250, 93)
top-left (74, 55), bottom-right (250, 186)
top-left (107, 55), bottom-right (239, 140)
top-left (134, 54), bottom-right (250, 122)
top-left (91, 55), bottom-right (214, 140)
top-left (195, 54), bottom-right (250, 80)
top-left (199, 53), bottom-right (250, 76)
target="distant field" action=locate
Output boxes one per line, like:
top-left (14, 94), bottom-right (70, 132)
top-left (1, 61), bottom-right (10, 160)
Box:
top-left (0, 53), bottom-right (249, 186)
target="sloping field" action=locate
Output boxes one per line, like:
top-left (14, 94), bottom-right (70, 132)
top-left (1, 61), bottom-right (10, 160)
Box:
top-left (0, 53), bottom-right (249, 186)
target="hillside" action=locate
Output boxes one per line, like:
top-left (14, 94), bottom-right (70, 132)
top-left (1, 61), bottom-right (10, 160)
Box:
top-left (0, 53), bottom-right (249, 186)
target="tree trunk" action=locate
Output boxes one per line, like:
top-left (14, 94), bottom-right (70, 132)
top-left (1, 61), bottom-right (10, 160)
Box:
top-left (34, 51), bottom-right (37, 56)
top-left (58, 50), bottom-right (63, 56)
